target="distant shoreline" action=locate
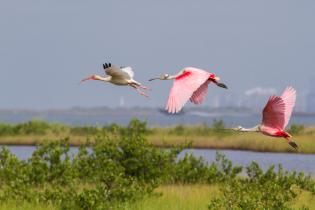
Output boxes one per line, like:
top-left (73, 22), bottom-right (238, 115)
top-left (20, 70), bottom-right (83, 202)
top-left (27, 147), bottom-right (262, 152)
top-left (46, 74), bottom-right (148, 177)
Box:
top-left (0, 134), bottom-right (314, 154)
top-left (0, 119), bottom-right (314, 154)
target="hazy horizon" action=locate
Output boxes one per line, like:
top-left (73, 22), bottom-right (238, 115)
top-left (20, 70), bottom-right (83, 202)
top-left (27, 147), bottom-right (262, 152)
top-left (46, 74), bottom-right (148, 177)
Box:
top-left (1, 1), bottom-right (315, 109)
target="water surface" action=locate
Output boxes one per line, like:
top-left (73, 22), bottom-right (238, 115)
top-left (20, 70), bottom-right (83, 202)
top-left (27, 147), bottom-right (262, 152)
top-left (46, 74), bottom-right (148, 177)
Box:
top-left (5, 146), bottom-right (315, 175)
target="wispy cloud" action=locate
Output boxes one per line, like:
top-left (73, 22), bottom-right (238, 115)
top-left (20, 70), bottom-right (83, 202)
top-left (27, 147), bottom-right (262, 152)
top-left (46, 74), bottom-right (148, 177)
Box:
top-left (244, 87), bottom-right (277, 96)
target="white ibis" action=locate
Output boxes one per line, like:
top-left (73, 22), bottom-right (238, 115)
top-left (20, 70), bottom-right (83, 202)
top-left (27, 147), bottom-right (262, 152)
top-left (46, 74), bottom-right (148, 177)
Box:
top-left (81, 63), bottom-right (149, 97)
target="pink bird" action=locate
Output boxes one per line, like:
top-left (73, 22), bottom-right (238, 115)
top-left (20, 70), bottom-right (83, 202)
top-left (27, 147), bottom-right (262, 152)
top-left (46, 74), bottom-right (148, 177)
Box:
top-left (149, 67), bottom-right (228, 113)
top-left (232, 87), bottom-right (298, 149)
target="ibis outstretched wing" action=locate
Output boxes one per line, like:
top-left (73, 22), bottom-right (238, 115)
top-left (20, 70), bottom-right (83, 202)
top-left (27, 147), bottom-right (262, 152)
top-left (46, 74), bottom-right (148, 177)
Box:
top-left (121, 66), bottom-right (134, 78)
top-left (103, 63), bottom-right (130, 79)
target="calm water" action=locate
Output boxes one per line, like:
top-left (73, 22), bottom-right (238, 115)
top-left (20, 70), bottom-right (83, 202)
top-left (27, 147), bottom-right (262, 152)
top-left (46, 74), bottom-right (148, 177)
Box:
top-left (179, 149), bottom-right (315, 175)
top-left (5, 146), bottom-right (315, 176)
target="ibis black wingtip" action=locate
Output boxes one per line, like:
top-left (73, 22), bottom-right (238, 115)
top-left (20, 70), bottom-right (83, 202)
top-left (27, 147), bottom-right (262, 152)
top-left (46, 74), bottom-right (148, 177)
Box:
top-left (103, 63), bottom-right (112, 69)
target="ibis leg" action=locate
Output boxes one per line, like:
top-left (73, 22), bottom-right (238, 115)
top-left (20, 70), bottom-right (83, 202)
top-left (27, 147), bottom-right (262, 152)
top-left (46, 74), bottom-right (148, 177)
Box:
top-left (130, 84), bottom-right (148, 97)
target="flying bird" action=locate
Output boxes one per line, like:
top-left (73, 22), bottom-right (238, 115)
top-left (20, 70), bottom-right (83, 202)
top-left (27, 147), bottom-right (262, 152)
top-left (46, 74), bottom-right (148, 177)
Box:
top-left (81, 63), bottom-right (149, 97)
top-left (149, 67), bottom-right (228, 113)
top-left (232, 87), bottom-right (298, 149)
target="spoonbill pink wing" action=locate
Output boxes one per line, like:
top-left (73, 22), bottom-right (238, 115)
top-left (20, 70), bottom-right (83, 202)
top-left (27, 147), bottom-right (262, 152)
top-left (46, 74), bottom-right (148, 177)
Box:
top-left (166, 68), bottom-right (211, 113)
top-left (190, 80), bottom-right (210, 105)
top-left (280, 86), bottom-right (296, 129)
top-left (262, 95), bottom-right (286, 130)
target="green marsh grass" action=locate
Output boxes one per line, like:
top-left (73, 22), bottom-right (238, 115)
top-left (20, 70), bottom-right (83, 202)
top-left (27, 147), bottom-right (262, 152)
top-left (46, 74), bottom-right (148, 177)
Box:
top-left (1, 185), bottom-right (315, 210)
top-left (125, 185), bottom-right (219, 210)
top-left (129, 185), bottom-right (315, 210)
top-left (0, 202), bottom-right (56, 210)
top-left (0, 120), bottom-right (314, 153)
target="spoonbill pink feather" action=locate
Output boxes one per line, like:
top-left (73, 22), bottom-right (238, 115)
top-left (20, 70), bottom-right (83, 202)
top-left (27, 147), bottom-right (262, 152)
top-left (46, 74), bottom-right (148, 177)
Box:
top-left (232, 87), bottom-right (298, 149)
top-left (149, 67), bottom-right (227, 113)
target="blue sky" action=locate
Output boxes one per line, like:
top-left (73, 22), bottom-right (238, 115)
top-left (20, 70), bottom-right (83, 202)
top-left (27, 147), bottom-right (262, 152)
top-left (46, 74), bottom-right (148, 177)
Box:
top-left (1, 0), bottom-right (315, 109)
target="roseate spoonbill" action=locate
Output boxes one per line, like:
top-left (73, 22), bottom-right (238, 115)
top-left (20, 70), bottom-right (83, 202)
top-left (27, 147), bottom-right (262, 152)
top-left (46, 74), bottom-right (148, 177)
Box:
top-left (81, 63), bottom-right (149, 97)
top-left (232, 87), bottom-right (298, 149)
top-left (149, 67), bottom-right (227, 113)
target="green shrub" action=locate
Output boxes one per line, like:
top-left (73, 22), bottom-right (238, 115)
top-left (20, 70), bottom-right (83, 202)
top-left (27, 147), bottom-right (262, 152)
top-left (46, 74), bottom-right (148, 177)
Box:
top-left (288, 124), bottom-right (305, 135)
top-left (0, 120), bottom-right (65, 136)
top-left (171, 153), bottom-right (210, 184)
top-left (0, 119), bottom-right (182, 209)
top-left (211, 119), bottom-right (232, 138)
top-left (70, 126), bottom-right (101, 136)
top-left (208, 162), bottom-right (315, 210)
top-left (0, 124), bottom-right (14, 136)
top-left (0, 119), bottom-right (314, 209)
top-left (168, 125), bottom-right (185, 136)
top-left (169, 152), bottom-right (242, 184)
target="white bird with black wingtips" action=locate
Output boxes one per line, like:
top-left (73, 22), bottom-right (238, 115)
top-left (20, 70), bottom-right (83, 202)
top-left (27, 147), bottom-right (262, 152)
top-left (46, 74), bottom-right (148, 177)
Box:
top-left (81, 62), bottom-right (149, 97)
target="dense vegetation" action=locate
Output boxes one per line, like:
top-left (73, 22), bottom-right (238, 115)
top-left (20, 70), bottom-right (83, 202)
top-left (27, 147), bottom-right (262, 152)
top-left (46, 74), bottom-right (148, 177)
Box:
top-left (0, 119), bottom-right (314, 209)
top-left (0, 119), bottom-right (231, 137)
top-left (0, 120), bottom-right (178, 209)
top-left (208, 163), bottom-right (314, 210)
top-left (0, 119), bottom-right (308, 137)
top-left (1, 119), bottom-right (314, 153)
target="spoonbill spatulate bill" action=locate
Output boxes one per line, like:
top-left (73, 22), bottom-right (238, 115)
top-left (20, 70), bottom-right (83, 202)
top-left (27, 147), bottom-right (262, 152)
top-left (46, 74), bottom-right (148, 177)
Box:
top-left (81, 63), bottom-right (149, 97)
top-left (232, 86), bottom-right (298, 149)
top-left (149, 67), bottom-right (228, 114)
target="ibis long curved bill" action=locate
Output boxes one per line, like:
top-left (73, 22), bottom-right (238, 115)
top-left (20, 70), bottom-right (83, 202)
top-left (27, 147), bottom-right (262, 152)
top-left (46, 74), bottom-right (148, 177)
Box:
top-left (80, 75), bottom-right (102, 83)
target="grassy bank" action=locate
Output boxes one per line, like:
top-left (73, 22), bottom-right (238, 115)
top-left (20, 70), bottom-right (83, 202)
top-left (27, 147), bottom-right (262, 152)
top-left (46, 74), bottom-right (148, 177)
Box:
top-left (1, 185), bottom-right (315, 210)
top-left (1, 133), bottom-right (315, 153)
top-left (127, 185), bottom-right (219, 210)
top-left (128, 185), bottom-right (315, 210)
top-left (0, 125), bottom-right (314, 209)
top-left (0, 120), bottom-right (314, 153)
top-left (0, 202), bottom-right (55, 210)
